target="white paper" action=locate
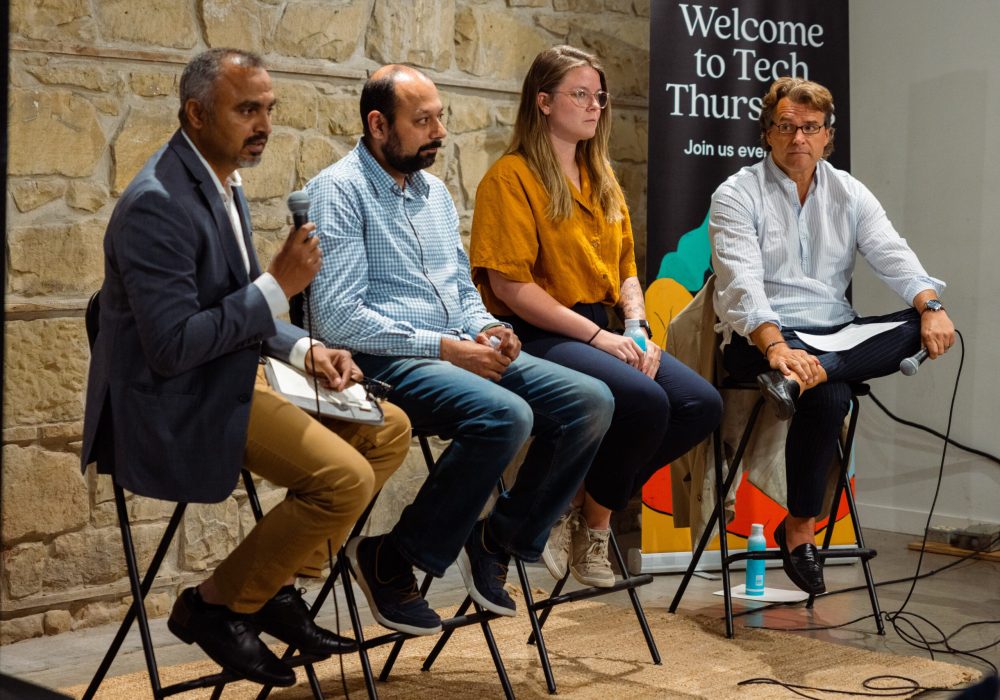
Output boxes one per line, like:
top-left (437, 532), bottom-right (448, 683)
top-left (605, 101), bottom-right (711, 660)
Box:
top-left (266, 358), bottom-right (373, 412)
top-left (715, 584), bottom-right (810, 603)
top-left (794, 321), bottom-right (905, 353)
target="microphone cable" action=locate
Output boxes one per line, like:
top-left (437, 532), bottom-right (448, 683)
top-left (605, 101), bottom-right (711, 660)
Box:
top-left (735, 330), bottom-right (1000, 694)
top-left (303, 286), bottom-right (352, 700)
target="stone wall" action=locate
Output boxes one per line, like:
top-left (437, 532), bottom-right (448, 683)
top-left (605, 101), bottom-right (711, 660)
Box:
top-left (2, 0), bottom-right (649, 644)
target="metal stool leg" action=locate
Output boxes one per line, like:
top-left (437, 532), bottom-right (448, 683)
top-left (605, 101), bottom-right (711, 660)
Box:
top-left (609, 532), bottom-right (661, 663)
top-left (516, 558), bottom-right (557, 694)
top-left (83, 499), bottom-right (186, 700)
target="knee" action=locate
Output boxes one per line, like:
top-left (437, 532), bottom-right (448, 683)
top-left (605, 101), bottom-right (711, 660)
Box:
top-left (572, 376), bottom-right (615, 433)
top-left (471, 393), bottom-right (534, 445)
top-left (380, 403), bottom-right (413, 457)
top-left (798, 383), bottom-right (851, 423)
top-left (310, 455), bottom-right (376, 519)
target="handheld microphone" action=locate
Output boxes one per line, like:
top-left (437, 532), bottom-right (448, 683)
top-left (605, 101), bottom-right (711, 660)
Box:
top-left (287, 190), bottom-right (310, 229)
top-left (899, 347), bottom-right (929, 376)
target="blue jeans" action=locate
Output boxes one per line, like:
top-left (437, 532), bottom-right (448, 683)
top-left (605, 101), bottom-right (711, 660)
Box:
top-left (354, 350), bottom-right (614, 577)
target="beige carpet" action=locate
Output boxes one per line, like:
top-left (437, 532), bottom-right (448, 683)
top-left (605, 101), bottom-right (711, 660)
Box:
top-left (65, 601), bottom-right (980, 699)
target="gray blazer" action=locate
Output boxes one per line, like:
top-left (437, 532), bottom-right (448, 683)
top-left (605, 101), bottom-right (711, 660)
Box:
top-left (81, 130), bottom-right (306, 503)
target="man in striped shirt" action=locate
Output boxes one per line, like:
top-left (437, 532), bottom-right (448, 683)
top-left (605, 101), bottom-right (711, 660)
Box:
top-left (710, 77), bottom-right (955, 595)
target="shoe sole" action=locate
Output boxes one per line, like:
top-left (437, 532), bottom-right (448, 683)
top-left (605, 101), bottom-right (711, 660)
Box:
top-left (569, 566), bottom-right (616, 589)
top-left (540, 545), bottom-right (568, 580)
top-left (345, 538), bottom-right (443, 637)
top-left (166, 616), bottom-right (295, 687)
top-left (757, 374), bottom-right (796, 421)
top-left (456, 550), bottom-right (516, 617)
top-left (774, 522), bottom-right (826, 595)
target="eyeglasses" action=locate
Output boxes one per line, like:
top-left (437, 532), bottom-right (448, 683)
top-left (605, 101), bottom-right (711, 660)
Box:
top-left (554, 89), bottom-right (610, 109)
top-left (772, 122), bottom-right (825, 136)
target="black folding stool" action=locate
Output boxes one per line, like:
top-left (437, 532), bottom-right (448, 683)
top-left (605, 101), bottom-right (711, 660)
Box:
top-left (413, 441), bottom-right (662, 695)
top-left (668, 378), bottom-right (886, 639)
top-left (326, 433), bottom-right (516, 700)
top-left (81, 291), bottom-right (325, 700)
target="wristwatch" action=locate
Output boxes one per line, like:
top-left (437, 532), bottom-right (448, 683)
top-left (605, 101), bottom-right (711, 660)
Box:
top-left (638, 319), bottom-right (653, 339)
top-left (921, 299), bottom-right (944, 314)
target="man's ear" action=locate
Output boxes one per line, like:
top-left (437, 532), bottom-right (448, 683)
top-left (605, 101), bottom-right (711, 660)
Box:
top-left (366, 111), bottom-right (387, 140)
top-left (184, 99), bottom-right (207, 130)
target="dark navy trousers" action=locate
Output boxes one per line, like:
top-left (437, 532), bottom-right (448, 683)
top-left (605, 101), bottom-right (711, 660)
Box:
top-left (723, 308), bottom-right (922, 517)
top-left (504, 304), bottom-right (723, 511)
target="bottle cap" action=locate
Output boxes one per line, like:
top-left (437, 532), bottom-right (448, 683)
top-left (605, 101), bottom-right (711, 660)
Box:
top-left (750, 523), bottom-right (764, 536)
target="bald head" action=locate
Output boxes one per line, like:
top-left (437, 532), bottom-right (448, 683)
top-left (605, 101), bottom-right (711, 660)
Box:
top-left (360, 65), bottom-right (433, 138)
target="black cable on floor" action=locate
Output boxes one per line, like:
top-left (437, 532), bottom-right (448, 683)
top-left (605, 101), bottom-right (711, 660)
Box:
top-left (736, 331), bottom-right (1000, 693)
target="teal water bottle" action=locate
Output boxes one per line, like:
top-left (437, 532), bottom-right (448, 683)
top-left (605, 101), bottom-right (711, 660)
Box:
top-left (624, 319), bottom-right (647, 352)
top-left (745, 523), bottom-right (766, 596)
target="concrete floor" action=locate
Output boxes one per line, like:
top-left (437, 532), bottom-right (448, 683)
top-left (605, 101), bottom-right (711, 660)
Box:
top-left (1, 529), bottom-right (997, 697)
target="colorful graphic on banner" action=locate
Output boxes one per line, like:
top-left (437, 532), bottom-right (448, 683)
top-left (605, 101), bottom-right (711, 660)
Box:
top-left (642, 1), bottom-right (853, 555)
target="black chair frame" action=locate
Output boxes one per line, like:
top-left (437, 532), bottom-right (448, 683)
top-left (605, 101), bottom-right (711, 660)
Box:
top-left (397, 436), bottom-right (662, 696)
top-left (82, 292), bottom-right (324, 699)
top-left (668, 381), bottom-right (886, 639)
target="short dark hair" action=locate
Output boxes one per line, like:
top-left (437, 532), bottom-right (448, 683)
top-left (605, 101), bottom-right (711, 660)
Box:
top-left (178, 48), bottom-right (265, 126)
top-left (359, 67), bottom-right (408, 138)
top-left (758, 77), bottom-right (836, 157)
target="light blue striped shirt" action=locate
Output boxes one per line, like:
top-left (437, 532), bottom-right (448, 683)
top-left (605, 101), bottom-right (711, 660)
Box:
top-left (710, 156), bottom-right (943, 342)
top-left (305, 140), bottom-right (497, 357)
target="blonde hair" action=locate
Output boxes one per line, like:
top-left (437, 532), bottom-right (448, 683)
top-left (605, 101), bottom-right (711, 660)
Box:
top-left (508, 45), bottom-right (625, 223)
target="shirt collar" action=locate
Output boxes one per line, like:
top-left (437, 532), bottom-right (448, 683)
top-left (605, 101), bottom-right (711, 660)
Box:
top-left (181, 130), bottom-right (242, 197)
top-left (356, 138), bottom-right (429, 199)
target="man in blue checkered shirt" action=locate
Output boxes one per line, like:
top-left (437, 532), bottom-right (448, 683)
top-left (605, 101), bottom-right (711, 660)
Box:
top-left (305, 65), bottom-right (614, 636)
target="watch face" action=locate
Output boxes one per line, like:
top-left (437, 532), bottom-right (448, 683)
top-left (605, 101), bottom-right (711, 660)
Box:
top-left (925, 299), bottom-right (943, 311)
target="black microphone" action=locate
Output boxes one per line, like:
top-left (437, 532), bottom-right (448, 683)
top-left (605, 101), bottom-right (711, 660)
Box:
top-left (899, 347), bottom-right (929, 376)
top-left (287, 190), bottom-right (310, 229)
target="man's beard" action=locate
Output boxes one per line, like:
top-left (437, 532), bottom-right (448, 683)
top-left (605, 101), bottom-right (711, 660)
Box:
top-left (237, 134), bottom-right (268, 169)
top-left (384, 130), bottom-right (441, 174)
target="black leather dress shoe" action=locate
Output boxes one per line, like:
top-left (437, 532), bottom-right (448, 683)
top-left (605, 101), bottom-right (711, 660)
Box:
top-left (773, 520), bottom-right (826, 595)
top-left (254, 585), bottom-right (358, 656)
top-left (168, 587), bottom-right (295, 687)
top-left (756, 370), bottom-right (800, 421)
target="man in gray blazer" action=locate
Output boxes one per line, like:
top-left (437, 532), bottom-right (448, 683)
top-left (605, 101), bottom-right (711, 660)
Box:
top-left (81, 49), bottom-right (411, 687)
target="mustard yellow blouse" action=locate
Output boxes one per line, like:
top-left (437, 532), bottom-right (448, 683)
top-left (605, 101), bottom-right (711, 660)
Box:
top-left (470, 154), bottom-right (637, 316)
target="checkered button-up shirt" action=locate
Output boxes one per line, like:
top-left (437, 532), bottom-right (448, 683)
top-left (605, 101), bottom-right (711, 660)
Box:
top-left (305, 140), bottom-right (497, 357)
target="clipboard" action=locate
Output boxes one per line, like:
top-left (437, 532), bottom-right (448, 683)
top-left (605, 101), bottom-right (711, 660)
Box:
top-left (263, 357), bottom-right (385, 425)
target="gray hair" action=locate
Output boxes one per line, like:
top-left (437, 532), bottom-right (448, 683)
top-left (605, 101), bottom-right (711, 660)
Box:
top-left (178, 48), bottom-right (265, 126)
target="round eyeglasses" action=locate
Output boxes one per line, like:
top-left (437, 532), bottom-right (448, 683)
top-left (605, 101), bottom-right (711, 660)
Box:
top-left (772, 122), bottom-right (825, 136)
top-left (555, 89), bottom-right (610, 109)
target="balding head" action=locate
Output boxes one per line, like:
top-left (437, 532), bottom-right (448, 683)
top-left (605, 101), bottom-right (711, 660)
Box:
top-left (360, 65), bottom-right (434, 138)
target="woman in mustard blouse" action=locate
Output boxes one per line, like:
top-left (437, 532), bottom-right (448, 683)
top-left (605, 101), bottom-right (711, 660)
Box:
top-left (470, 46), bottom-right (721, 587)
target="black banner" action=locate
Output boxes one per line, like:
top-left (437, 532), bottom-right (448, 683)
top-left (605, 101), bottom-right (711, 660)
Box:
top-left (645, 0), bottom-right (850, 291)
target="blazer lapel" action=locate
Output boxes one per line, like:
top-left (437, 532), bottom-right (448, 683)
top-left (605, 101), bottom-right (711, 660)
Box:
top-left (233, 185), bottom-right (263, 278)
top-left (170, 132), bottom-right (251, 285)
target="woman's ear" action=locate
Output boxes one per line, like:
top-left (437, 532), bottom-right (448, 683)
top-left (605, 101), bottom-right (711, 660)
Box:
top-left (536, 92), bottom-right (551, 116)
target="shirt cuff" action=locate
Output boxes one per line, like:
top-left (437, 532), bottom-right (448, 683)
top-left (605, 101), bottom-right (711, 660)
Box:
top-left (414, 329), bottom-right (445, 358)
top-left (289, 337), bottom-right (322, 371)
top-left (253, 272), bottom-right (289, 318)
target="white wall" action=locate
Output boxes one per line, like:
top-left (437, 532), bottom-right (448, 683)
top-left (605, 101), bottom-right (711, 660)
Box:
top-left (849, 1), bottom-right (1000, 534)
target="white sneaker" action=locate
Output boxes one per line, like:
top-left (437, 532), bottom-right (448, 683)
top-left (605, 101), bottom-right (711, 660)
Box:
top-left (541, 508), bottom-right (579, 580)
top-left (570, 525), bottom-right (615, 588)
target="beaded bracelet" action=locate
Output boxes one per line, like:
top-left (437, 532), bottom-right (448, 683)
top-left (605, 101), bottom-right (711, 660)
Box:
top-left (764, 339), bottom-right (787, 358)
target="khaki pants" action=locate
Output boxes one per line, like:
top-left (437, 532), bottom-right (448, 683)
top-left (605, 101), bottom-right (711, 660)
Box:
top-left (212, 369), bottom-right (410, 612)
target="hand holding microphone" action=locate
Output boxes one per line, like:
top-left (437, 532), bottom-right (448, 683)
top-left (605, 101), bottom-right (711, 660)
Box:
top-left (269, 190), bottom-right (319, 298)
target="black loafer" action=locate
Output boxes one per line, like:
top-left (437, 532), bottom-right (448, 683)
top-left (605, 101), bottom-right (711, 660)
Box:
top-left (756, 370), bottom-right (800, 421)
top-left (253, 585), bottom-right (358, 656)
top-left (168, 587), bottom-right (295, 687)
top-left (774, 520), bottom-right (825, 595)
